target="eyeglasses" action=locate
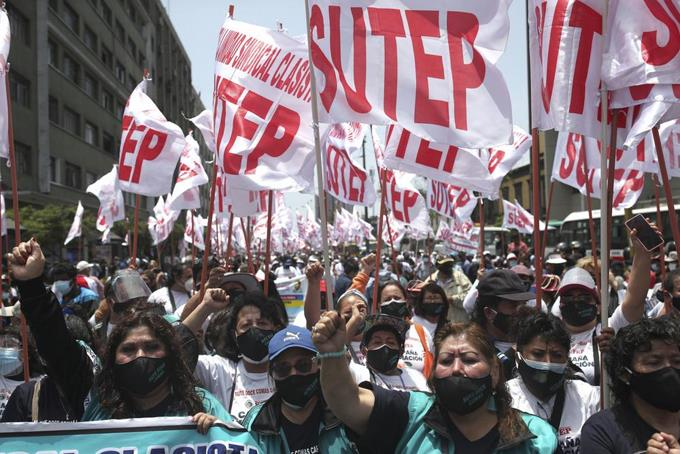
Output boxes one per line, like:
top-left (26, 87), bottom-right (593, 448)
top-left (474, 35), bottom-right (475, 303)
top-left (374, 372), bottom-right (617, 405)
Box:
top-left (271, 356), bottom-right (317, 380)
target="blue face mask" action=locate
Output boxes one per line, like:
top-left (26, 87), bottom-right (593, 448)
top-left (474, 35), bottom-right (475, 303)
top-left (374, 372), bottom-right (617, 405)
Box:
top-left (0, 347), bottom-right (21, 376)
top-left (53, 280), bottom-right (72, 295)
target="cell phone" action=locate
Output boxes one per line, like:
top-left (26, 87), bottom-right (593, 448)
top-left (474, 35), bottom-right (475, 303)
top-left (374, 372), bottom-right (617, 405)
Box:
top-left (625, 214), bottom-right (664, 252)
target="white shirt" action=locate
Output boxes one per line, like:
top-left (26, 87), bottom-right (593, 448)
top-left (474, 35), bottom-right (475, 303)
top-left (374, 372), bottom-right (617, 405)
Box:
top-left (148, 287), bottom-right (190, 314)
top-left (568, 304), bottom-right (630, 385)
top-left (411, 315), bottom-right (438, 340)
top-left (195, 355), bottom-right (275, 422)
top-left (349, 362), bottom-right (430, 392)
top-left (401, 324), bottom-right (434, 375)
top-left (508, 376), bottom-right (600, 454)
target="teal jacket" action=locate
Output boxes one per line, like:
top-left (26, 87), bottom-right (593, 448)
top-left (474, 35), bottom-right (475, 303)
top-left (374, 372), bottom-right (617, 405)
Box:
top-left (395, 391), bottom-right (558, 453)
top-left (242, 394), bottom-right (359, 453)
top-left (84, 386), bottom-right (232, 423)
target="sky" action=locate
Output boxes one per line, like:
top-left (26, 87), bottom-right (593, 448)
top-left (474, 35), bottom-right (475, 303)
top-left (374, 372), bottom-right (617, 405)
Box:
top-left (163, 0), bottom-right (531, 212)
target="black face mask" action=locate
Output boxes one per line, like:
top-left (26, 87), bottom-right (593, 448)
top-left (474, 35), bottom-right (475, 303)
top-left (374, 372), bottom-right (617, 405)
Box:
top-left (517, 357), bottom-right (566, 400)
top-left (237, 328), bottom-right (275, 363)
top-left (433, 374), bottom-right (492, 415)
top-left (672, 296), bottom-right (680, 311)
top-left (561, 302), bottom-right (597, 326)
top-left (629, 366), bottom-right (680, 412)
top-left (421, 303), bottom-right (446, 318)
top-left (492, 311), bottom-right (519, 339)
top-left (380, 301), bottom-right (409, 318)
top-left (276, 372), bottom-right (320, 409)
top-left (438, 265), bottom-right (454, 275)
top-left (114, 356), bottom-right (167, 396)
top-left (366, 345), bottom-right (400, 373)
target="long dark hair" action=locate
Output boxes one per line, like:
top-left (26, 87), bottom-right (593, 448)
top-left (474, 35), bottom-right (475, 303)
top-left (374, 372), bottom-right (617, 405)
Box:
top-left (96, 312), bottom-right (204, 418)
top-left (429, 322), bottom-right (525, 444)
top-left (414, 282), bottom-right (448, 333)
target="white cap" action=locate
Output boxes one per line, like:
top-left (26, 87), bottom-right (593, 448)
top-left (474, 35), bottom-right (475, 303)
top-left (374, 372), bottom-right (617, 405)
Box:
top-left (558, 267), bottom-right (598, 299)
top-left (76, 260), bottom-right (92, 272)
top-left (506, 252), bottom-right (517, 260)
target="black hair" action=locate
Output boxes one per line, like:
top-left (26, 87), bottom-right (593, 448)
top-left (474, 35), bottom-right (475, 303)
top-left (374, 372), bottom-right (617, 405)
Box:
top-left (342, 258), bottom-right (359, 277)
top-left (414, 282), bottom-right (448, 333)
top-left (472, 294), bottom-right (500, 327)
top-left (377, 280), bottom-right (406, 304)
top-left (166, 263), bottom-right (188, 288)
top-left (259, 272), bottom-right (288, 325)
top-left (516, 312), bottom-right (571, 354)
top-left (663, 269), bottom-right (680, 293)
top-left (49, 263), bottom-right (76, 282)
top-left (64, 313), bottom-right (95, 349)
top-left (205, 290), bottom-right (286, 362)
top-left (607, 317), bottom-right (680, 403)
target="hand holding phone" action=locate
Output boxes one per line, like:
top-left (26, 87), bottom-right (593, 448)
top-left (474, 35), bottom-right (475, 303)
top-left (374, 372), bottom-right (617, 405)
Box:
top-left (625, 214), bottom-right (664, 252)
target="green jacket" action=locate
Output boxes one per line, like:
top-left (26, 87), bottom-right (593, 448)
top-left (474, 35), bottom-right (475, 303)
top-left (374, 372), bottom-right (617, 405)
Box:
top-left (396, 391), bottom-right (558, 453)
top-left (242, 394), bottom-right (359, 453)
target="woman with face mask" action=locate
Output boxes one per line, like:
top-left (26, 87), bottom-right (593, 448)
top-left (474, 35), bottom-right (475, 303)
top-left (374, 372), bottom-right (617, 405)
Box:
top-left (349, 314), bottom-right (430, 392)
top-left (507, 313), bottom-right (599, 452)
top-left (243, 325), bottom-right (357, 453)
top-left (312, 315), bottom-right (558, 453)
top-left (183, 289), bottom-right (286, 422)
top-left (412, 283), bottom-right (449, 339)
top-left (581, 318), bottom-right (680, 453)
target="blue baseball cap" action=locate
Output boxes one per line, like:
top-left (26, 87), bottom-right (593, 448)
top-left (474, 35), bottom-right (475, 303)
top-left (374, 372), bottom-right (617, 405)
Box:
top-left (268, 325), bottom-right (317, 361)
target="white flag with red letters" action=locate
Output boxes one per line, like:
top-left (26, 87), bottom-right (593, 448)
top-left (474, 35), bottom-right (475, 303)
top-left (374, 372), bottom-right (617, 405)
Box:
top-left (117, 79), bottom-right (185, 196)
top-left (86, 166), bottom-right (126, 232)
top-left (148, 196), bottom-right (180, 245)
top-left (184, 210), bottom-right (206, 250)
top-left (308, 0), bottom-right (513, 148)
top-left (64, 201), bottom-right (84, 245)
top-left (502, 199), bottom-right (544, 235)
top-left (166, 133), bottom-right (209, 211)
top-left (427, 179), bottom-right (477, 222)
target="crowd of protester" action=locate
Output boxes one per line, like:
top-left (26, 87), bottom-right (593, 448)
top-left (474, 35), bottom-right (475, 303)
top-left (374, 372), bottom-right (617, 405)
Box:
top-left (1, 225), bottom-right (680, 453)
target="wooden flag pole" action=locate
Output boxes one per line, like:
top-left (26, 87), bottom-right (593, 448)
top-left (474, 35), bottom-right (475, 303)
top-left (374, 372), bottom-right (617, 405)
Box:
top-left (478, 198), bottom-right (485, 271)
top-left (605, 110), bottom-right (619, 254)
top-left (130, 194), bottom-right (141, 267)
top-left (582, 157), bottom-right (602, 291)
top-left (372, 172), bottom-right (388, 313)
top-left (540, 181), bottom-right (555, 264)
top-left (305, 0), bottom-right (334, 311)
top-left (198, 163), bottom-right (218, 302)
top-left (242, 217), bottom-right (253, 274)
top-left (263, 190), bottom-right (274, 297)
top-left (225, 212), bottom-right (234, 270)
top-left (383, 210), bottom-right (400, 281)
top-left (653, 175), bottom-right (666, 285)
top-left (653, 127), bottom-right (680, 251)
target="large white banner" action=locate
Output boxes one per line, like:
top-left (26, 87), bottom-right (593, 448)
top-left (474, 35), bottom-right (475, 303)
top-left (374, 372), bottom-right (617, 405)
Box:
top-left (603, 0), bottom-right (680, 91)
top-left (166, 133), bottom-right (209, 210)
top-left (64, 201), bottom-right (84, 245)
top-left (502, 199), bottom-right (544, 234)
top-left (213, 18), bottom-right (315, 191)
top-left (427, 179), bottom-right (477, 222)
top-left (552, 132), bottom-right (646, 209)
top-left (308, 0), bottom-right (513, 148)
top-left (0, 8), bottom-right (10, 160)
top-left (118, 79), bottom-right (185, 196)
top-left (323, 123), bottom-right (377, 206)
top-left (86, 166), bottom-right (126, 232)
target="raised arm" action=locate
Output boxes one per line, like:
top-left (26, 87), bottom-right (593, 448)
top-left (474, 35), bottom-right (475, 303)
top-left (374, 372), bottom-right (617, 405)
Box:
top-left (312, 311), bottom-right (375, 436)
top-left (621, 229), bottom-right (653, 324)
top-left (349, 253), bottom-right (375, 294)
top-left (182, 289), bottom-right (230, 335)
top-left (304, 262), bottom-right (324, 330)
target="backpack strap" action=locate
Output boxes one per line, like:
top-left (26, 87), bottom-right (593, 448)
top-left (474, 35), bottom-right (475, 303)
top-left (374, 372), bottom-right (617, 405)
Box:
top-left (31, 378), bottom-right (43, 422)
top-left (414, 323), bottom-right (433, 379)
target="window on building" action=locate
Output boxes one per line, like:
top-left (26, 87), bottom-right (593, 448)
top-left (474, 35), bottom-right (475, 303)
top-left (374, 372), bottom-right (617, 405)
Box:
top-left (115, 20), bottom-right (124, 41)
top-left (7, 6), bottom-right (29, 46)
top-left (127, 73), bottom-right (135, 91)
top-left (49, 96), bottom-right (59, 124)
top-left (9, 73), bottom-right (30, 108)
top-left (62, 3), bottom-right (79, 34)
top-left (102, 2), bottom-right (112, 25)
top-left (64, 161), bottom-right (82, 189)
top-left (127, 37), bottom-right (136, 57)
top-left (14, 142), bottom-right (32, 176)
top-left (102, 131), bottom-right (115, 154)
top-left (115, 100), bottom-right (124, 119)
top-left (101, 45), bottom-right (112, 69)
top-left (48, 39), bottom-right (58, 66)
top-left (62, 53), bottom-right (80, 84)
top-left (63, 106), bottom-right (80, 136)
top-left (49, 0), bottom-right (59, 11)
top-left (101, 89), bottom-right (113, 113)
top-left (50, 157), bottom-right (58, 183)
top-left (83, 26), bottom-right (97, 52)
top-left (84, 121), bottom-right (98, 146)
top-left (83, 72), bottom-right (97, 98)
top-left (115, 61), bottom-right (125, 84)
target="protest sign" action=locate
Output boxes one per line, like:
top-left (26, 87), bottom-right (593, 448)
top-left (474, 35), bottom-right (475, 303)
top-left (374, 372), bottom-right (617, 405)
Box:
top-left (428, 179), bottom-right (477, 222)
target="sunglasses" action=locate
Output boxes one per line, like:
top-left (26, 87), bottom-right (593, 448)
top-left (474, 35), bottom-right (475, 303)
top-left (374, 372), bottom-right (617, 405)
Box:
top-left (271, 356), bottom-right (317, 380)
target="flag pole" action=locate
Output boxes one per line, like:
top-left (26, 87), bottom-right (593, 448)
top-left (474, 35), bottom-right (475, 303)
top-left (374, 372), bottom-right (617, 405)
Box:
top-left (225, 212), bottom-right (234, 270)
top-left (130, 194), bottom-right (141, 267)
top-left (653, 175), bottom-right (666, 285)
top-left (372, 171), bottom-right (388, 314)
top-left (263, 190), bottom-right (274, 297)
top-left (582, 157), bottom-right (602, 291)
top-left (540, 181), bottom-right (555, 264)
top-left (242, 217), bottom-right (253, 273)
top-left (652, 127), bottom-right (680, 250)
top-left (191, 209), bottom-right (196, 264)
top-left (478, 198), bottom-right (485, 271)
top-left (531, 128), bottom-right (543, 307)
top-left (305, 0), bottom-right (334, 311)
top-left (198, 163), bottom-right (218, 301)
top-left (605, 110), bottom-right (619, 254)
top-left (383, 210), bottom-right (400, 281)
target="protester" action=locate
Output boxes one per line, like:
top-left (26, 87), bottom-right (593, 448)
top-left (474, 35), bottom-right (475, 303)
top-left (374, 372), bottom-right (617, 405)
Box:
top-left (243, 325), bottom-right (356, 452)
top-left (411, 282), bottom-right (449, 339)
top-left (147, 263), bottom-right (193, 314)
top-left (334, 258), bottom-right (358, 298)
top-left (184, 287), bottom-right (285, 421)
top-left (414, 252), bottom-right (434, 281)
top-left (540, 274), bottom-right (561, 309)
top-left (311, 315), bottom-right (558, 452)
top-left (425, 257), bottom-right (472, 323)
top-left (349, 314), bottom-right (430, 392)
top-left (75, 261), bottom-right (104, 298)
top-left (650, 268), bottom-right (680, 318)
top-left (49, 262), bottom-right (99, 320)
top-left (507, 312), bottom-right (600, 452)
top-left (581, 317), bottom-right (680, 453)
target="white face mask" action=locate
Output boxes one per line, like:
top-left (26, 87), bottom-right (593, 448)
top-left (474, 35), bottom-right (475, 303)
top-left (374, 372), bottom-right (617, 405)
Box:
top-left (53, 280), bottom-right (72, 295)
top-left (184, 278), bottom-right (194, 293)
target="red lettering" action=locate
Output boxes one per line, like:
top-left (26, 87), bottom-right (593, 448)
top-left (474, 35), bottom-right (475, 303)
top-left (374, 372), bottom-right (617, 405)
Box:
top-left (448, 12), bottom-right (486, 130)
top-left (118, 117), bottom-right (167, 184)
top-left (395, 128), bottom-right (410, 159)
top-left (405, 10), bottom-right (448, 127)
top-left (568, 2), bottom-right (602, 114)
top-left (310, 5), bottom-right (338, 112)
top-left (559, 133), bottom-right (579, 179)
top-left (442, 146), bottom-right (460, 173)
top-left (642, 0), bottom-right (680, 66)
top-left (415, 139), bottom-right (443, 169)
top-left (488, 150), bottom-right (506, 174)
top-left (326, 145), bottom-right (340, 195)
top-left (132, 129), bottom-right (167, 183)
top-left (539, 0), bottom-right (570, 112)
top-left (629, 84), bottom-right (655, 100)
top-left (246, 104), bottom-right (300, 173)
top-left (222, 89), bottom-right (271, 174)
top-left (119, 116), bottom-right (145, 182)
top-left (614, 170), bottom-right (644, 207)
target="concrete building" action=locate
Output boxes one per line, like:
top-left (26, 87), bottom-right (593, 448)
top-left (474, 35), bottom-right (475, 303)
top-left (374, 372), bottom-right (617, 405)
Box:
top-left (4, 0), bottom-right (207, 223)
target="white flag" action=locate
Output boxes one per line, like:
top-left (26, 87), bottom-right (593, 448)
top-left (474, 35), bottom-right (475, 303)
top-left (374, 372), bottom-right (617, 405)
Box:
top-left (101, 227), bottom-right (111, 245)
top-left (64, 201), bottom-right (84, 245)
top-left (166, 133), bottom-right (209, 210)
top-left (184, 210), bottom-right (206, 250)
top-left (87, 166), bottom-right (125, 232)
top-left (0, 193), bottom-right (6, 237)
top-left (148, 196), bottom-right (180, 245)
top-left (501, 199), bottom-right (542, 235)
top-left (0, 8), bottom-right (10, 160)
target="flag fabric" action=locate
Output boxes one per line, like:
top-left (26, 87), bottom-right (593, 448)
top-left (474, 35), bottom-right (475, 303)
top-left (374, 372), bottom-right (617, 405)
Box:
top-left (184, 210), bottom-right (206, 250)
top-left (86, 166), bottom-right (126, 232)
top-left (166, 133), bottom-right (209, 210)
top-left (117, 78), bottom-right (185, 196)
top-left (501, 199), bottom-right (545, 234)
top-left (427, 179), bottom-right (477, 222)
top-left (0, 193), bottom-right (6, 237)
top-left (101, 227), bottom-right (111, 245)
top-left (64, 201), bottom-right (84, 245)
top-left (0, 7), bottom-right (10, 160)
top-left (148, 196), bottom-right (180, 245)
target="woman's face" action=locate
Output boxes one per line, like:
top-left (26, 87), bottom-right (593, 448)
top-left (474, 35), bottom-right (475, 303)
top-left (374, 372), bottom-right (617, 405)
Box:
top-left (630, 339), bottom-right (680, 374)
top-left (236, 305), bottom-right (275, 335)
top-left (115, 326), bottom-right (166, 365)
top-left (521, 336), bottom-right (568, 364)
top-left (380, 284), bottom-right (406, 304)
top-left (338, 295), bottom-right (365, 319)
top-left (422, 290), bottom-right (444, 306)
top-left (434, 335), bottom-right (498, 387)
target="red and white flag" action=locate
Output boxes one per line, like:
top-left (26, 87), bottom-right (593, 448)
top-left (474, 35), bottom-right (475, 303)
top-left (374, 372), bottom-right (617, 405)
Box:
top-left (86, 166), bottom-right (125, 232)
top-left (64, 201), bottom-right (84, 245)
top-left (502, 199), bottom-right (544, 235)
top-left (166, 133), bottom-right (209, 210)
top-left (603, 0), bottom-right (680, 91)
top-left (213, 18), bottom-right (315, 192)
top-left (528, 0), bottom-right (606, 137)
top-left (323, 123), bottom-right (376, 206)
top-left (190, 109), bottom-right (217, 154)
top-left (382, 212), bottom-right (407, 246)
top-left (184, 210), bottom-right (206, 250)
top-left (427, 179), bottom-right (477, 222)
top-left (0, 7), bottom-right (10, 160)
top-left (407, 207), bottom-right (434, 241)
top-left (118, 78), bottom-right (185, 196)
top-left (148, 196), bottom-right (180, 245)
top-left (478, 127), bottom-right (532, 198)
top-left (0, 193), bottom-right (6, 237)
top-left (551, 132), bottom-right (646, 209)
top-left (308, 0), bottom-right (513, 148)
top-left (101, 227), bottom-right (111, 245)
top-left (435, 219), bottom-right (478, 255)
